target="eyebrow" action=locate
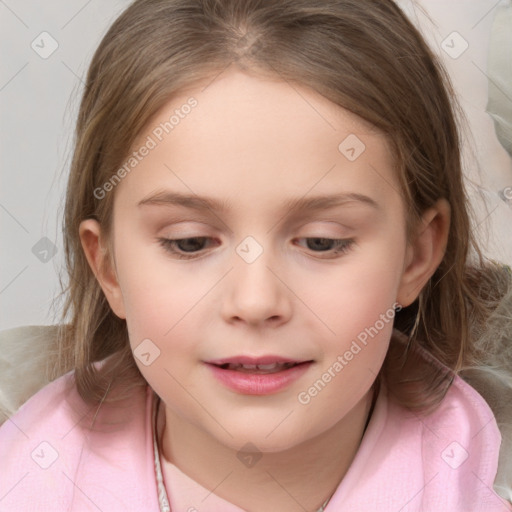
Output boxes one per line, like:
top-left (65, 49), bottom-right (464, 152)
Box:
top-left (137, 190), bottom-right (380, 213)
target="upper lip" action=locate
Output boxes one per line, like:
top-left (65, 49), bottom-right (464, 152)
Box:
top-left (205, 355), bottom-right (312, 366)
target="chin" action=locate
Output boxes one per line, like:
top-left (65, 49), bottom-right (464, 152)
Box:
top-left (211, 419), bottom-right (312, 454)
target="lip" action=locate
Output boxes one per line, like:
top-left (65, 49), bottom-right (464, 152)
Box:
top-left (205, 359), bottom-right (313, 395)
top-left (205, 355), bottom-right (306, 365)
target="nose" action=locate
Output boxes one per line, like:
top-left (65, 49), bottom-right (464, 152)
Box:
top-left (220, 243), bottom-right (292, 328)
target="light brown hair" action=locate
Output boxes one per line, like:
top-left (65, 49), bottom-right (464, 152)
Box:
top-left (52, 0), bottom-right (511, 413)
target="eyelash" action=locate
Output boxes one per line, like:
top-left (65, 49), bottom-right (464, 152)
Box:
top-left (157, 236), bottom-right (355, 260)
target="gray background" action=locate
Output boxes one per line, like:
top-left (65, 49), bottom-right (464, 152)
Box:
top-left (1, 1), bottom-right (130, 329)
top-left (1, 0), bottom-right (511, 330)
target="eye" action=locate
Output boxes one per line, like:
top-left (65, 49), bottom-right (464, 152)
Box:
top-left (157, 236), bottom-right (355, 260)
top-left (157, 236), bottom-right (217, 259)
top-left (294, 237), bottom-right (355, 258)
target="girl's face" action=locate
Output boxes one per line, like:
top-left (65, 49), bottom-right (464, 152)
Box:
top-left (85, 69), bottom-right (428, 452)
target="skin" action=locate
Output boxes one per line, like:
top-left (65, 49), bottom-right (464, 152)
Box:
top-left (80, 68), bottom-right (450, 511)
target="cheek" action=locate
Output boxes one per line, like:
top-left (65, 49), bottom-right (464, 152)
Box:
top-left (296, 236), bottom-right (404, 399)
top-left (296, 263), bottom-right (399, 434)
top-left (302, 246), bottom-right (404, 340)
top-left (112, 235), bottom-right (202, 338)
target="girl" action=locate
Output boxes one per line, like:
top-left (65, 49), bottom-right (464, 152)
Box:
top-left (1, 0), bottom-right (511, 510)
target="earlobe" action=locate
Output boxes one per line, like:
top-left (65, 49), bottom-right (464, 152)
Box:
top-left (79, 219), bottom-right (126, 319)
top-left (396, 198), bottom-right (451, 307)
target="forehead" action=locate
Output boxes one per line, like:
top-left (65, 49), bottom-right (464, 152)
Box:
top-left (114, 69), bottom-right (402, 215)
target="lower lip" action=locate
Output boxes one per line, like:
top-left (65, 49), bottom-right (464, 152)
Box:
top-left (205, 362), bottom-right (313, 395)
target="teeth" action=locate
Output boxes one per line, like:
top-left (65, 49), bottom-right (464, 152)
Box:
top-left (256, 363), bottom-right (279, 370)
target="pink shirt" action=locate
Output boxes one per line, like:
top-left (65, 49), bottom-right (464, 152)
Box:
top-left (0, 364), bottom-right (510, 511)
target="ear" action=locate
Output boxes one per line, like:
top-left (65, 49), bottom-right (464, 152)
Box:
top-left (396, 198), bottom-right (451, 307)
top-left (79, 219), bottom-right (126, 319)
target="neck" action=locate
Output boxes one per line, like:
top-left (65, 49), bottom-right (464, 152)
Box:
top-left (158, 385), bottom-right (377, 512)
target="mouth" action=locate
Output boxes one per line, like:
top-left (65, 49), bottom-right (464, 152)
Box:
top-left (210, 361), bottom-right (310, 374)
top-left (205, 355), bottom-right (313, 373)
top-left (204, 356), bottom-right (314, 395)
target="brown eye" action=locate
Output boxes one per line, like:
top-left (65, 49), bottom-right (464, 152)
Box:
top-left (294, 238), bottom-right (355, 258)
top-left (305, 238), bottom-right (335, 251)
top-left (158, 237), bottom-right (216, 259)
